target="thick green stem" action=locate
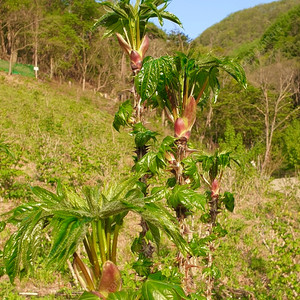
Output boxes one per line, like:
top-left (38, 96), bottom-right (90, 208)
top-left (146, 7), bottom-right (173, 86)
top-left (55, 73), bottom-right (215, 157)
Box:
top-left (86, 233), bottom-right (101, 279)
top-left (111, 224), bottom-right (121, 264)
top-left (106, 218), bottom-right (112, 260)
top-left (97, 220), bottom-right (107, 264)
top-left (136, 16), bottom-right (140, 49)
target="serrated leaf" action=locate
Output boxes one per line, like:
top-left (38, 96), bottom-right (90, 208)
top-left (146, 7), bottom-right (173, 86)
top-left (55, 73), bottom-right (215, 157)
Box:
top-left (217, 152), bottom-right (231, 168)
top-left (135, 152), bottom-right (165, 174)
top-left (131, 237), bottom-right (143, 254)
top-left (148, 186), bottom-right (168, 202)
top-left (183, 157), bottom-right (201, 189)
top-left (147, 221), bottom-right (160, 251)
top-left (47, 217), bottom-right (88, 268)
top-left (132, 257), bottom-right (153, 277)
top-left (131, 123), bottom-right (158, 148)
top-left (190, 239), bottom-right (209, 257)
top-left (31, 186), bottom-right (61, 205)
top-left (168, 185), bottom-right (205, 211)
top-left (135, 56), bottom-right (175, 103)
top-left (124, 201), bottom-right (189, 255)
top-left (3, 206), bottom-right (48, 283)
top-left (113, 100), bottom-right (134, 132)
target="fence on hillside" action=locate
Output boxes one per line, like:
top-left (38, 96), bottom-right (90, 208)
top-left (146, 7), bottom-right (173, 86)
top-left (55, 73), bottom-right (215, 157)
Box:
top-left (0, 60), bottom-right (35, 77)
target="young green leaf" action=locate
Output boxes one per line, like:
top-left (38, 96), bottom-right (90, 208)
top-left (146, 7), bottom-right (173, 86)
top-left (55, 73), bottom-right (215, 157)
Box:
top-left (107, 290), bottom-right (138, 300)
top-left (141, 279), bottom-right (188, 300)
top-left (79, 291), bottom-right (102, 300)
top-left (113, 100), bottom-right (134, 132)
top-left (222, 191), bottom-right (235, 212)
top-left (132, 256), bottom-right (153, 277)
top-left (131, 123), bottom-right (158, 148)
top-left (167, 185), bottom-right (206, 212)
top-left (135, 151), bottom-right (165, 174)
top-left (0, 221), bottom-right (6, 232)
top-left (183, 157), bottom-right (201, 189)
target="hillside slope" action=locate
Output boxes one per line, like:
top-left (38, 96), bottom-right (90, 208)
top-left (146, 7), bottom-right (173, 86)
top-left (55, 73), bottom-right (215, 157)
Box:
top-left (0, 73), bottom-right (133, 198)
top-left (193, 0), bottom-right (300, 55)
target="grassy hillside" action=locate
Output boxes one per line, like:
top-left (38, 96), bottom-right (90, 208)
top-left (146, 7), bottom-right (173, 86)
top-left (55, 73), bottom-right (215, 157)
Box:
top-left (193, 0), bottom-right (300, 55)
top-left (0, 73), bottom-right (134, 199)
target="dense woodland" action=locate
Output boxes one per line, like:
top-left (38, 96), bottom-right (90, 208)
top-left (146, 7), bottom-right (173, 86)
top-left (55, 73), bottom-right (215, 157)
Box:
top-left (0, 0), bottom-right (299, 174)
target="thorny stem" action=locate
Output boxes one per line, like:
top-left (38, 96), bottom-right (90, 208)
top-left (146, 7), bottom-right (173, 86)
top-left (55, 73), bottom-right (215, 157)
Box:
top-left (209, 194), bottom-right (220, 227)
top-left (131, 69), bottom-right (154, 259)
top-left (86, 233), bottom-right (101, 279)
top-left (106, 218), bottom-right (112, 260)
top-left (206, 244), bottom-right (214, 300)
top-left (205, 190), bottom-right (220, 299)
top-left (140, 218), bottom-right (154, 258)
top-left (173, 137), bottom-right (195, 293)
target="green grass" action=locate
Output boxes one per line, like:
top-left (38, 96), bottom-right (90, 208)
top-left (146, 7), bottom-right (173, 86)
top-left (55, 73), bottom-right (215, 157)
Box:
top-left (0, 73), bottom-right (134, 194)
top-left (213, 182), bottom-right (300, 299)
top-left (0, 60), bottom-right (35, 77)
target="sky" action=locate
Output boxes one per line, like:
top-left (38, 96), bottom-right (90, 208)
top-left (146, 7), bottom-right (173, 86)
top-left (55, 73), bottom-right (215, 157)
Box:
top-left (152, 0), bottom-right (280, 39)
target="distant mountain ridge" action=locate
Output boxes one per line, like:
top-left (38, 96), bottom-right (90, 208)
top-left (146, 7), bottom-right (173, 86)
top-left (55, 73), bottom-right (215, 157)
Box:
top-left (193, 0), bottom-right (300, 56)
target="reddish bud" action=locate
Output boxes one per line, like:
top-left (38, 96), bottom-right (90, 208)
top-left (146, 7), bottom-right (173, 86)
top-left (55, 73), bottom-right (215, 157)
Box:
top-left (116, 33), bottom-right (131, 55)
top-left (139, 34), bottom-right (149, 59)
top-left (130, 50), bottom-right (142, 71)
top-left (182, 96), bottom-right (197, 131)
top-left (174, 117), bottom-right (186, 137)
top-left (211, 179), bottom-right (220, 197)
top-left (98, 261), bottom-right (122, 298)
top-left (183, 131), bottom-right (191, 139)
top-left (174, 117), bottom-right (191, 139)
top-left (174, 96), bottom-right (197, 140)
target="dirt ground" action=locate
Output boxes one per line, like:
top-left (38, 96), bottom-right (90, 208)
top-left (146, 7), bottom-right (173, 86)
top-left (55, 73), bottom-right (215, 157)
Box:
top-left (270, 177), bottom-right (300, 198)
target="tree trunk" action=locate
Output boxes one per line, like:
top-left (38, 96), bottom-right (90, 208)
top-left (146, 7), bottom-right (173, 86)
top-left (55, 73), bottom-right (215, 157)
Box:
top-left (50, 56), bottom-right (53, 80)
top-left (0, 21), bottom-right (7, 59)
top-left (82, 48), bottom-right (87, 91)
top-left (8, 50), bottom-right (17, 76)
top-left (82, 75), bottom-right (86, 91)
